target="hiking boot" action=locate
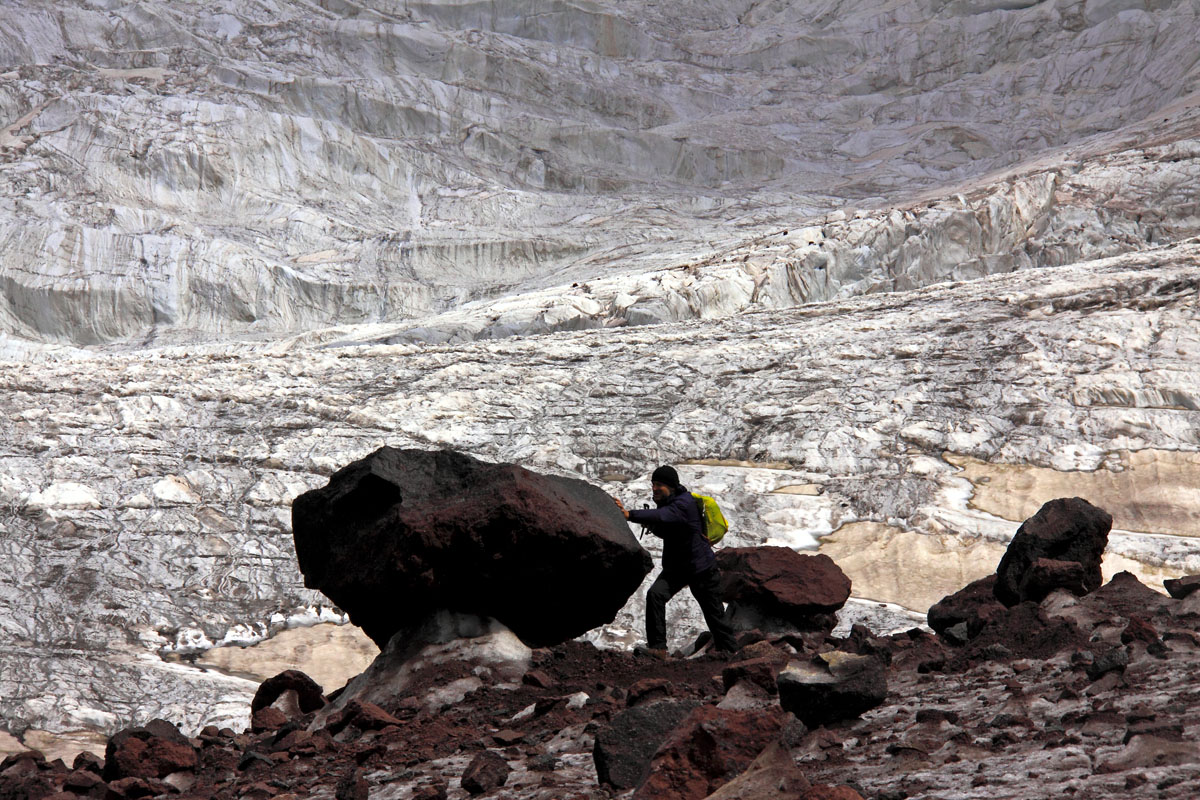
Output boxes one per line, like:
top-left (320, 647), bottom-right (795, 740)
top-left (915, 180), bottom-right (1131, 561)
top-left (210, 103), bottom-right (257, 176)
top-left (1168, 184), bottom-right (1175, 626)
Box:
top-left (633, 645), bottom-right (670, 661)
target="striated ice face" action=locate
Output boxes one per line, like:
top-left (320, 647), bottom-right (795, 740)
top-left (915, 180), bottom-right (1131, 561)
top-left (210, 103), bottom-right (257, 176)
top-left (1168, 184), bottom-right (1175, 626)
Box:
top-left (2, 0), bottom-right (1200, 757)
top-left (1, 0), bottom-right (1200, 346)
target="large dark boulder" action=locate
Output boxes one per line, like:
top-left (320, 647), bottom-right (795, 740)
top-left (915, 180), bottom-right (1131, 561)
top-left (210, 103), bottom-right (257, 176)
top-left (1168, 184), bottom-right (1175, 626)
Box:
top-left (292, 447), bottom-right (652, 648)
top-left (593, 700), bottom-right (700, 790)
top-left (716, 547), bottom-right (851, 631)
top-left (994, 497), bottom-right (1111, 607)
top-left (776, 652), bottom-right (887, 728)
top-left (251, 669), bottom-right (325, 714)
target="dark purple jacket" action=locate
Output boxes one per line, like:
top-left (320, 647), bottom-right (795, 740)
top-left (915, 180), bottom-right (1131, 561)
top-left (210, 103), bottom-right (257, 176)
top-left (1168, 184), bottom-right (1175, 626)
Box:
top-left (628, 485), bottom-right (716, 578)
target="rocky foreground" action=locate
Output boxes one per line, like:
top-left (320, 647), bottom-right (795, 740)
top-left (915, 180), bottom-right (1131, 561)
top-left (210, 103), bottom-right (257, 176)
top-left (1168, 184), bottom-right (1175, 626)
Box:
top-left (5, 570), bottom-right (1200, 800)
top-left (5, 479), bottom-right (1200, 800)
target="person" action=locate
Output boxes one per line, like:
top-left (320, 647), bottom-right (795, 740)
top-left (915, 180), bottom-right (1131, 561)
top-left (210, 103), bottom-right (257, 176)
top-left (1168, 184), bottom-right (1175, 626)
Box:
top-left (613, 465), bottom-right (738, 658)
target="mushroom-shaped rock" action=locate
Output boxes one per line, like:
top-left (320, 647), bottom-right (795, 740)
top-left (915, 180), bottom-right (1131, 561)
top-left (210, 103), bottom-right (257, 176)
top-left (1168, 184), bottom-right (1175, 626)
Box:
top-left (716, 547), bottom-right (850, 632)
top-left (994, 497), bottom-right (1112, 606)
top-left (776, 652), bottom-right (887, 728)
top-left (291, 447), bottom-right (652, 647)
top-left (251, 670), bottom-right (325, 715)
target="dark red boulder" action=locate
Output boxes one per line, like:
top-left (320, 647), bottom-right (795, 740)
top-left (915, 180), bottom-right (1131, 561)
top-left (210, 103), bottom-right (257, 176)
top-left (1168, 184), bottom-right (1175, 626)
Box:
top-left (326, 699), bottom-right (403, 736)
top-left (994, 497), bottom-right (1111, 606)
top-left (292, 447), bottom-right (652, 647)
top-left (1164, 575), bottom-right (1200, 599)
top-left (927, 575), bottom-right (1006, 640)
top-left (631, 705), bottom-right (785, 800)
top-left (251, 669), bottom-right (326, 714)
top-left (0, 751), bottom-right (58, 800)
top-left (103, 719), bottom-right (198, 781)
top-left (460, 750), bottom-right (509, 795)
top-left (716, 548), bottom-right (851, 631)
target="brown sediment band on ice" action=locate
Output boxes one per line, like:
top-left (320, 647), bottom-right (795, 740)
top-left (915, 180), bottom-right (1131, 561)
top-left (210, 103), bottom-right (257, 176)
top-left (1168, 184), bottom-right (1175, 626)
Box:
top-left (195, 623), bottom-right (377, 688)
top-left (947, 450), bottom-right (1200, 537)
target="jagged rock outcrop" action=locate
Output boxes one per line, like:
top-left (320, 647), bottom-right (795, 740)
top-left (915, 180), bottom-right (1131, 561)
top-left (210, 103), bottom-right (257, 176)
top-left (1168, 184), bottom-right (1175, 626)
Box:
top-left (292, 447), bottom-right (652, 648)
top-left (994, 497), bottom-right (1112, 606)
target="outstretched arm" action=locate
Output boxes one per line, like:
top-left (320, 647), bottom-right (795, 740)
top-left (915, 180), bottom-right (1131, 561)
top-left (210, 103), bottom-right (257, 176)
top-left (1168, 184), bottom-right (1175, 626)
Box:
top-left (627, 501), bottom-right (688, 527)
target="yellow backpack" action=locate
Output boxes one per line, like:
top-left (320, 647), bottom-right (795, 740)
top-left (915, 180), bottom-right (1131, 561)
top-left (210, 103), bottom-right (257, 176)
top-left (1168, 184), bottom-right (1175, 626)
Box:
top-left (692, 493), bottom-right (728, 545)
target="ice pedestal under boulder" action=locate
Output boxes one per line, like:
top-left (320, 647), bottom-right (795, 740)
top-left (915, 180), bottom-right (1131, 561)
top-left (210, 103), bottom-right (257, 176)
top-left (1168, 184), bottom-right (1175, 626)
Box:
top-left (312, 611), bottom-right (533, 727)
top-left (292, 447), bottom-right (653, 648)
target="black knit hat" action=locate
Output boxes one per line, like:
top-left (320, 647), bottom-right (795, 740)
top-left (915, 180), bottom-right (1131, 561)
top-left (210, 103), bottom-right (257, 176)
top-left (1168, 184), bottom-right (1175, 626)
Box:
top-left (651, 465), bottom-right (680, 487)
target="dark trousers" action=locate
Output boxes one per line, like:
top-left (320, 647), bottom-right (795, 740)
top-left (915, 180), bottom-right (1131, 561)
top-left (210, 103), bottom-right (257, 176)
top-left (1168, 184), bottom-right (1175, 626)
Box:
top-left (646, 567), bottom-right (738, 652)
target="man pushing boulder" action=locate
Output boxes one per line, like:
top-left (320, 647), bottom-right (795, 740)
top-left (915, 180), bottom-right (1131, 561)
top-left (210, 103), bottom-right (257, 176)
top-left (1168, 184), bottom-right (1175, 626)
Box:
top-left (614, 465), bottom-right (738, 658)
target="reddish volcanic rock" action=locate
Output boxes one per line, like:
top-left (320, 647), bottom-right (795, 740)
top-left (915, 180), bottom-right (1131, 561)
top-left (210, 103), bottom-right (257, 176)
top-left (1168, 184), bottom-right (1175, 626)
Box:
top-left (702, 741), bottom-right (810, 800)
top-left (0, 751), bottom-right (58, 800)
top-left (251, 669), bottom-right (326, 714)
top-left (594, 700), bottom-right (701, 789)
top-left (460, 750), bottom-right (510, 795)
top-left (325, 699), bottom-right (402, 736)
top-left (717, 547), bottom-right (851, 629)
top-left (1121, 615), bottom-right (1159, 645)
top-left (631, 705), bottom-right (785, 800)
top-left (291, 447), bottom-right (653, 647)
top-left (928, 576), bottom-right (1006, 640)
top-left (722, 655), bottom-right (787, 695)
top-left (951, 601), bottom-right (1087, 669)
top-left (1164, 574), bottom-right (1200, 599)
top-left (250, 707), bottom-right (289, 733)
top-left (1085, 571), bottom-right (1173, 620)
top-left (103, 720), bottom-right (198, 781)
top-left (994, 497), bottom-right (1111, 606)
